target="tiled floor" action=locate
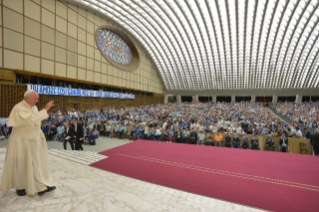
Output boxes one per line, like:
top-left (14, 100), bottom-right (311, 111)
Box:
top-left (0, 137), bottom-right (267, 212)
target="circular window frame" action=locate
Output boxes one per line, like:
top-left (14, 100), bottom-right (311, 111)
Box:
top-left (95, 26), bottom-right (140, 72)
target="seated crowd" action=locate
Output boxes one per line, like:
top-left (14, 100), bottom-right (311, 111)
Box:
top-left (37, 102), bottom-right (316, 152)
top-left (271, 101), bottom-right (319, 128)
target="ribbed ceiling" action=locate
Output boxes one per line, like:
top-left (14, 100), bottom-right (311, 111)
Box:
top-left (69, 0), bottom-right (319, 91)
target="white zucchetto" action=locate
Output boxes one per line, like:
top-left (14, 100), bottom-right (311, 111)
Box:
top-left (24, 90), bottom-right (36, 97)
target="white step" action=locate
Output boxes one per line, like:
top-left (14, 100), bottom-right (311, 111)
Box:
top-left (48, 149), bottom-right (108, 165)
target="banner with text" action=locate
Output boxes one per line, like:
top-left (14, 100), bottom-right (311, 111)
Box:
top-left (27, 84), bottom-right (135, 99)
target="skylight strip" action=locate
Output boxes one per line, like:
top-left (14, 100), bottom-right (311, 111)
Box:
top-left (258, 1), bottom-right (278, 89)
top-left (272, 0), bottom-right (305, 89)
top-left (165, 1), bottom-right (205, 89)
top-left (208, 0), bottom-right (227, 89)
top-left (186, 0), bottom-right (212, 89)
top-left (300, 43), bottom-right (319, 87)
top-left (129, 0), bottom-right (193, 89)
top-left (205, 0), bottom-right (224, 89)
top-left (290, 17), bottom-right (319, 88)
top-left (157, 0), bottom-right (203, 89)
top-left (304, 49), bottom-right (319, 87)
top-left (238, 0), bottom-right (245, 89)
top-left (284, 1), bottom-right (318, 88)
top-left (308, 57), bottom-right (319, 87)
top-left (197, 0), bottom-right (218, 89)
top-left (255, 1), bottom-right (275, 88)
top-left (228, 0), bottom-right (237, 89)
top-left (250, 0), bottom-right (266, 89)
top-left (218, 0), bottom-right (233, 89)
top-left (287, 5), bottom-right (319, 88)
top-left (271, 1), bottom-right (296, 89)
top-left (144, 1), bottom-right (197, 90)
top-left (244, 0), bottom-right (256, 89)
top-left (264, 0), bottom-right (289, 89)
top-left (295, 29), bottom-right (319, 87)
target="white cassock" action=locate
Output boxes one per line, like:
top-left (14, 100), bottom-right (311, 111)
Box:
top-left (0, 100), bottom-right (54, 195)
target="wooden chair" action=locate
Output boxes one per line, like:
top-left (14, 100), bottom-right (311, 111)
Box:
top-left (299, 141), bottom-right (308, 154)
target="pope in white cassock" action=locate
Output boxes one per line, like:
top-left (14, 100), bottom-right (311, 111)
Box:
top-left (0, 90), bottom-right (56, 196)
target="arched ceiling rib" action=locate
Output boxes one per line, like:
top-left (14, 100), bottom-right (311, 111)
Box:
top-left (69, 0), bottom-right (319, 90)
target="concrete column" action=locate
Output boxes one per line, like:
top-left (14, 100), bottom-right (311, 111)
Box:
top-left (231, 95), bottom-right (236, 102)
top-left (177, 95), bottom-right (182, 104)
top-left (272, 95), bottom-right (278, 103)
top-left (212, 95), bottom-right (216, 103)
top-left (164, 94), bottom-right (168, 104)
top-left (251, 95), bottom-right (256, 103)
top-left (195, 95), bottom-right (199, 102)
top-left (295, 94), bottom-right (302, 103)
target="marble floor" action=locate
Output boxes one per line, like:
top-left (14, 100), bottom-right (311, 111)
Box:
top-left (0, 138), bottom-right (267, 212)
top-left (0, 137), bottom-right (132, 152)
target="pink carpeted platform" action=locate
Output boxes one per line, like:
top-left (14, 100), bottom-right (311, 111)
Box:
top-left (90, 140), bottom-right (319, 212)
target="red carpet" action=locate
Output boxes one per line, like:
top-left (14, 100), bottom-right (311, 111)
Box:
top-left (90, 140), bottom-right (319, 212)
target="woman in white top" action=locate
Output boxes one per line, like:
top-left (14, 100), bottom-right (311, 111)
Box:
top-left (212, 123), bottom-right (218, 133)
top-left (218, 119), bottom-right (224, 128)
top-left (191, 121), bottom-right (200, 130)
top-left (228, 124), bottom-right (236, 133)
top-left (236, 125), bottom-right (242, 134)
top-left (224, 120), bottom-right (231, 127)
top-left (174, 121), bottom-right (180, 130)
top-left (144, 125), bottom-right (149, 139)
top-left (155, 126), bottom-right (162, 141)
top-left (198, 123), bottom-right (204, 132)
top-left (162, 121), bottom-right (167, 130)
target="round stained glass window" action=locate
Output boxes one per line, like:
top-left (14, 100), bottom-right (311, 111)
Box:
top-left (95, 26), bottom-right (139, 71)
top-left (96, 30), bottom-right (132, 64)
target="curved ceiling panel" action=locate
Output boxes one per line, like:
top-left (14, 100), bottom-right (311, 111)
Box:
top-left (69, 0), bottom-right (319, 90)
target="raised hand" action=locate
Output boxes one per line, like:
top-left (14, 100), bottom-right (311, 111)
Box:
top-left (45, 101), bottom-right (55, 111)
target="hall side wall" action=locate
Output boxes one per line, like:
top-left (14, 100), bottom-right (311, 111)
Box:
top-left (0, 83), bottom-right (163, 117)
top-left (0, 0), bottom-right (164, 94)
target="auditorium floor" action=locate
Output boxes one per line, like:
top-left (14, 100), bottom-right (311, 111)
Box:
top-left (0, 137), bottom-right (266, 212)
top-left (0, 137), bottom-right (132, 152)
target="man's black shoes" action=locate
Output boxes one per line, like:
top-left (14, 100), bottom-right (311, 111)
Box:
top-left (16, 189), bottom-right (26, 196)
top-left (38, 186), bottom-right (56, 195)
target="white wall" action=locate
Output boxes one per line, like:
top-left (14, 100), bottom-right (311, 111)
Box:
top-left (0, 0), bottom-right (164, 94)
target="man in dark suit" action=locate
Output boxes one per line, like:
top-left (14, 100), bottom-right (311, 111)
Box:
top-left (93, 122), bottom-right (100, 131)
top-left (189, 129), bottom-right (197, 144)
top-left (99, 124), bottom-right (105, 136)
top-left (241, 120), bottom-right (249, 133)
top-left (310, 129), bottom-right (319, 155)
top-left (303, 128), bottom-right (311, 139)
top-left (265, 134), bottom-right (275, 151)
top-left (72, 119), bottom-right (84, 151)
top-left (47, 123), bottom-right (57, 141)
top-left (0, 124), bottom-right (6, 137)
top-left (280, 133), bottom-right (289, 152)
top-left (63, 122), bottom-right (74, 150)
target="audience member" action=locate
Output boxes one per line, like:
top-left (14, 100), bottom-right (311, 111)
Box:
top-left (251, 133), bottom-right (259, 150)
top-left (242, 133), bottom-right (249, 149)
top-left (280, 133), bottom-right (289, 152)
top-left (310, 129), bottom-right (319, 155)
top-left (265, 134), bottom-right (275, 151)
top-left (88, 128), bottom-right (99, 145)
top-left (233, 133), bottom-right (240, 148)
top-left (214, 131), bottom-right (222, 147)
top-left (225, 132), bottom-right (231, 147)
